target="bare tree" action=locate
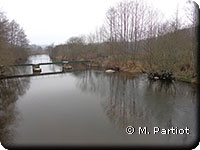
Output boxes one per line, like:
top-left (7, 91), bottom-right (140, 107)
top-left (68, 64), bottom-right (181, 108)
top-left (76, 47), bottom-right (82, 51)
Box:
top-left (0, 10), bottom-right (29, 66)
top-left (185, 0), bottom-right (198, 27)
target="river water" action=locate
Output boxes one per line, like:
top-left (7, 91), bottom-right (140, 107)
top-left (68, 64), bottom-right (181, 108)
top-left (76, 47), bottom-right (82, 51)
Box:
top-left (0, 55), bottom-right (197, 147)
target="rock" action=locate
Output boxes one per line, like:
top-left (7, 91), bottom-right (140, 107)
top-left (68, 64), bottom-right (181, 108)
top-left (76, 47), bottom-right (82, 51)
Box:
top-left (154, 76), bottom-right (159, 80)
top-left (63, 65), bottom-right (73, 70)
top-left (106, 66), bottom-right (120, 72)
top-left (105, 69), bottom-right (115, 73)
top-left (33, 66), bottom-right (41, 72)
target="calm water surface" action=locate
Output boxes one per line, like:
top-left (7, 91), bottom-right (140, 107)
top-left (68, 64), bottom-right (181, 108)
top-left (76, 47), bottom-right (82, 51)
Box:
top-left (0, 55), bottom-right (197, 147)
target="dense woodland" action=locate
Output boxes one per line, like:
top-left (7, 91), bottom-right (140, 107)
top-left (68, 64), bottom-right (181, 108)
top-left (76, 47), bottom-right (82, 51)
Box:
top-left (48, 0), bottom-right (198, 83)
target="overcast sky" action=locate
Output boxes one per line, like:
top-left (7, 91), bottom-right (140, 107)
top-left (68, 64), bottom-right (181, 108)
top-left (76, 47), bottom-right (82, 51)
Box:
top-left (0, 0), bottom-right (199, 45)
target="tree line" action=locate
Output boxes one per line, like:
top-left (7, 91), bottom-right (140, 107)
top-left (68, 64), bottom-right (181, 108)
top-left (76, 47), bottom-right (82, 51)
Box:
top-left (0, 10), bottom-right (29, 66)
top-left (48, 0), bottom-right (198, 81)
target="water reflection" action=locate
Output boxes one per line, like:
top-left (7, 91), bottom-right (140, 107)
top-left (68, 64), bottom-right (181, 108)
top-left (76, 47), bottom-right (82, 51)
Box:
top-left (75, 70), bottom-right (197, 145)
top-left (0, 55), bottom-right (197, 147)
top-left (0, 69), bottom-right (30, 145)
top-left (28, 55), bottom-right (62, 73)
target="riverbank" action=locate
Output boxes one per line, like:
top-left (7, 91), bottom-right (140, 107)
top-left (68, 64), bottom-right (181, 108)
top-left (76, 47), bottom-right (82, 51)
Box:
top-left (175, 76), bottom-right (197, 84)
top-left (50, 55), bottom-right (197, 84)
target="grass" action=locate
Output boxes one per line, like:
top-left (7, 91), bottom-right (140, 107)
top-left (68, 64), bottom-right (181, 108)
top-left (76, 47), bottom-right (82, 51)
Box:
top-left (175, 76), bottom-right (193, 83)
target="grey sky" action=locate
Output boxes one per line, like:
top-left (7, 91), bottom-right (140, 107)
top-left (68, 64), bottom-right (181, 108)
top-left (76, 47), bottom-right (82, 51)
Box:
top-left (0, 0), bottom-right (198, 45)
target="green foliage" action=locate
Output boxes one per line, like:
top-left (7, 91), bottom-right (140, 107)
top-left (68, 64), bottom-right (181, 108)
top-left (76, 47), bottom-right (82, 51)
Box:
top-left (176, 76), bottom-right (192, 83)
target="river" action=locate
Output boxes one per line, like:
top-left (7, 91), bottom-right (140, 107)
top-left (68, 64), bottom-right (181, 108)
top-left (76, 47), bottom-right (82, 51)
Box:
top-left (0, 55), bottom-right (197, 147)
